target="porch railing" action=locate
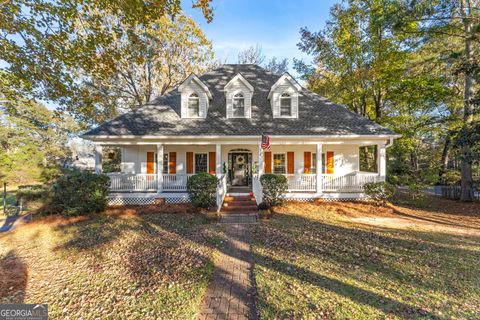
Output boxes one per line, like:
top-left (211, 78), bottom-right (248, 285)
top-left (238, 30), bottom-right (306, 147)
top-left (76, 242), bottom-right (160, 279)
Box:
top-left (216, 174), bottom-right (227, 212)
top-left (321, 172), bottom-right (381, 192)
top-left (107, 173), bottom-right (157, 192)
top-left (163, 174), bottom-right (193, 192)
top-left (252, 174), bottom-right (263, 204)
top-left (284, 174), bottom-right (316, 191)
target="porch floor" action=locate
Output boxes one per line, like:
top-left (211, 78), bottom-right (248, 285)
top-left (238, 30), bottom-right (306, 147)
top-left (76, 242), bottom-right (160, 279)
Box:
top-left (227, 186), bottom-right (252, 193)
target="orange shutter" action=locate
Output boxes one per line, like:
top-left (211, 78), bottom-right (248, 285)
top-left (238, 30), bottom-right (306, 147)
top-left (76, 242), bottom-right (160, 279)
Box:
top-left (208, 152), bottom-right (216, 174)
top-left (326, 151), bottom-right (334, 174)
top-left (146, 152), bottom-right (155, 174)
top-left (287, 152), bottom-right (294, 174)
top-left (304, 152), bottom-right (311, 173)
top-left (169, 152), bottom-right (176, 174)
top-left (186, 152), bottom-right (193, 174)
top-left (264, 152), bottom-right (272, 173)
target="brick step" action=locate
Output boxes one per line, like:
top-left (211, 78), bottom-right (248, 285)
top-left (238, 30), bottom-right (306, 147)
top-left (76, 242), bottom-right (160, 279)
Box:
top-left (221, 211), bottom-right (258, 216)
top-left (224, 196), bottom-right (254, 202)
top-left (223, 201), bottom-right (257, 207)
top-left (222, 206), bottom-right (258, 213)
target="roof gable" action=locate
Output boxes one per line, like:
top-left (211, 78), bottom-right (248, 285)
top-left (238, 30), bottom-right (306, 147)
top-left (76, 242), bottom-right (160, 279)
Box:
top-left (224, 73), bottom-right (254, 92)
top-left (267, 73), bottom-right (302, 100)
top-left (178, 74), bottom-right (213, 99)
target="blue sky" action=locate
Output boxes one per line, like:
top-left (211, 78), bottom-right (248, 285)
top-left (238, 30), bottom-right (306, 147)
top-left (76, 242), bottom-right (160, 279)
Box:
top-left (183, 0), bottom-right (338, 72)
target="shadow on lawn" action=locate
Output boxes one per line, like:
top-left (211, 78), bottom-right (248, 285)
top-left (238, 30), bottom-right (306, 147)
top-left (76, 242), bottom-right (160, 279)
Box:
top-left (250, 211), bottom-right (479, 319)
top-left (0, 250), bottom-right (28, 302)
top-left (51, 212), bottom-right (226, 285)
top-left (46, 205), bottom-right (478, 319)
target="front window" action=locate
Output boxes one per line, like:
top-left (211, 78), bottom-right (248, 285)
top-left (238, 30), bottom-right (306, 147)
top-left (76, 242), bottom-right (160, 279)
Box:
top-left (232, 93), bottom-right (245, 117)
top-left (195, 153), bottom-right (208, 173)
top-left (273, 154), bottom-right (286, 174)
top-left (188, 93), bottom-right (200, 117)
top-left (280, 93), bottom-right (292, 116)
top-left (359, 145), bottom-right (378, 172)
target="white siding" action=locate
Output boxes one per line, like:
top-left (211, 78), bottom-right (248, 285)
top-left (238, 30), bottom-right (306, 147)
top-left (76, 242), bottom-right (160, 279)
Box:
top-left (180, 81), bottom-right (209, 118)
top-left (120, 144), bottom-right (360, 176)
top-left (270, 80), bottom-right (299, 118)
top-left (225, 80), bottom-right (252, 118)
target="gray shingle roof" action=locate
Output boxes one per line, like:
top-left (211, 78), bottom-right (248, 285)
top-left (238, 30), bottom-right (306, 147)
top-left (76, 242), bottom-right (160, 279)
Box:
top-left (83, 64), bottom-right (395, 137)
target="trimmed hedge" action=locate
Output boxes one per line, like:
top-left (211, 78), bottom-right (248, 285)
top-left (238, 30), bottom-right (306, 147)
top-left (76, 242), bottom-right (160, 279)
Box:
top-left (186, 173), bottom-right (218, 209)
top-left (260, 174), bottom-right (288, 206)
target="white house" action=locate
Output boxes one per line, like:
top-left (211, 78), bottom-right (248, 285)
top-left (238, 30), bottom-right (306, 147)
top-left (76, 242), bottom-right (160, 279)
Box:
top-left (82, 64), bottom-right (399, 206)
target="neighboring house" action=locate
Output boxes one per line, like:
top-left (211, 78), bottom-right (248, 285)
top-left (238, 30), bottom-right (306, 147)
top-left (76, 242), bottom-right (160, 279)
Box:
top-left (83, 64), bottom-right (399, 205)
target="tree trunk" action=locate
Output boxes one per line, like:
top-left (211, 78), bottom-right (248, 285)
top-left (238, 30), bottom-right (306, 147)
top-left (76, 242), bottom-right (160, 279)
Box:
top-left (459, 0), bottom-right (475, 201)
top-left (439, 131), bottom-right (452, 183)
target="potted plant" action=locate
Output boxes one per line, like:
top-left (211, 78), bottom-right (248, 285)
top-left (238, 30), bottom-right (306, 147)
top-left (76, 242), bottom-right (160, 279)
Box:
top-left (258, 202), bottom-right (272, 220)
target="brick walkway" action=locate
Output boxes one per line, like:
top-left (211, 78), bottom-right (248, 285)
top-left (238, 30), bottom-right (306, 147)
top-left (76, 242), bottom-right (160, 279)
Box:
top-left (198, 222), bottom-right (257, 320)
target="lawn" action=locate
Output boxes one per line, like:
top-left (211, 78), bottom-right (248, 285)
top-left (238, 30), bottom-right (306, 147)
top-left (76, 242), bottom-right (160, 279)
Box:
top-left (0, 206), bottom-right (226, 319)
top-left (252, 196), bottom-right (480, 319)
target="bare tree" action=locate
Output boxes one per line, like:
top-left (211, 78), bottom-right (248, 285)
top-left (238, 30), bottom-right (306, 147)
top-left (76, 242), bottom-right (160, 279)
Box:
top-left (265, 57), bottom-right (289, 74)
top-left (237, 45), bottom-right (266, 65)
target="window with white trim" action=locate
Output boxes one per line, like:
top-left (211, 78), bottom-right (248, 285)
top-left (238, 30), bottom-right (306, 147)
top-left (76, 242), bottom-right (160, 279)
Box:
top-left (195, 153), bottom-right (208, 173)
top-left (188, 93), bottom-right (200, 117)
top-left (280, 93), bottom-right (292, 116)
top-left (273, 154), bottom-right (286, 174)
top-left (232, 93), bottom-right (245, 117)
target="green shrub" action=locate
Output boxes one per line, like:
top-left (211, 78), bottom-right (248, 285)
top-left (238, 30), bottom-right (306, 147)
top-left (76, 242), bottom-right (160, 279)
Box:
top-left (260, 174), bottom-right (288, 206)
top-left (52, 170), bottom-right (110, 215)
top-left (363, 181), bottom-right (395, 206)
top-left (16, 187), bottom-right (51, 203)
top-left (186, 173), bottom-right (218, 209)
top-left (442, 169), bottom-right (461, 186)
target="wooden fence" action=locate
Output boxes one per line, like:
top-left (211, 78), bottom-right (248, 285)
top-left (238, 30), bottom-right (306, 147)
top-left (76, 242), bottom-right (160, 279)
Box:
top-left (438, 186), bottom-right (480, 201)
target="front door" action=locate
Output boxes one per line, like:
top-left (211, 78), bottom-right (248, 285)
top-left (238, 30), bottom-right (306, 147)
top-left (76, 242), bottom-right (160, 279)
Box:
top-left (231, 153), bottom-right (249, 186)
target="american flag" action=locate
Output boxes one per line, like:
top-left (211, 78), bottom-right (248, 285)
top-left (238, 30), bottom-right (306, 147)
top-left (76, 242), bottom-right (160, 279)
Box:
top-left (261, 134), bottom-right (271, 150)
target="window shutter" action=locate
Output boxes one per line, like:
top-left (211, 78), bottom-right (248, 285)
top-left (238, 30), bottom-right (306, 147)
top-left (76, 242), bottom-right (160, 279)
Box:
top-left (226, 96), bottom-right (233, 118)
top-left (146, 152), bottom-right (155, 174)
top-left (181, 96), bottom-right (186, 118)
top-left (246, 94), bottom-right (251, 118)
top-left (304, 152), bottom-right (311, 173)
top-left (264, 152), bottom-right (272, 173)
top-left (287, 152), bottom-right (294, 174)
top-left (186, 152), bottom-right (193, 174)
top-left (327, 151), bottom-right (334, 174)
top-left (292, 94), bottom-right (299, 118)
top-left (169, 152), bottom-right (176, 174)
top-left (208, 152), bottom-right (216, 174)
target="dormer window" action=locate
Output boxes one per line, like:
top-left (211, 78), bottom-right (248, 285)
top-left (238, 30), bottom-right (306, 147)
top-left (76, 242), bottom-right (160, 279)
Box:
top-left (188, 93), bottom-right (200, 117)
top-left (178, 74), bottom-right (212, 118)
top-left (280, 93), bottom-right (292, 116)
top-left (224, 73), bottom-right (254, 118)
top-left (233, 93), bottom-right (245, 117)
top-left (268, 73), bottom-right (302, 118)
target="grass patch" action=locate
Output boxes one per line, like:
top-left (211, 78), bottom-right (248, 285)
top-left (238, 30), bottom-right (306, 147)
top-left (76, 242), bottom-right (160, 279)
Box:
top-left (0, 209), bottom-right (226, 319)
top-left (252, 197), bottom-right (480, 319)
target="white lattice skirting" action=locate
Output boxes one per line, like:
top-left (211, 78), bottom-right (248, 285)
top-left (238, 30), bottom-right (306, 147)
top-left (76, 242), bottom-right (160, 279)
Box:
top-left (108, 196), bottom-right (191, 206)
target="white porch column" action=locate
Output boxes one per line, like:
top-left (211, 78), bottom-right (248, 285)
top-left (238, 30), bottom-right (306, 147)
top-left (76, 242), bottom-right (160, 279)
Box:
top-left (157, 144), bottom-right (164, 193)
top-left (316, 143), bottom-right (323, 193)
top-left (258, 143), bottom-right (264, 176)
top-left (94, 145), bottom-right (103, 174)
top-left (378, 143), bottom-right (387, 181)
top-left (216, 144), bottom-right (222, 176)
